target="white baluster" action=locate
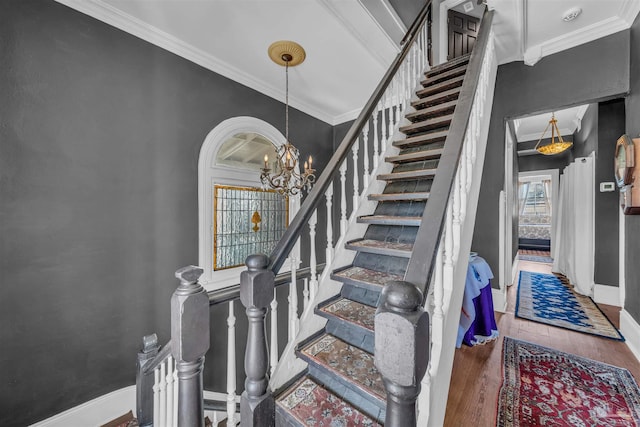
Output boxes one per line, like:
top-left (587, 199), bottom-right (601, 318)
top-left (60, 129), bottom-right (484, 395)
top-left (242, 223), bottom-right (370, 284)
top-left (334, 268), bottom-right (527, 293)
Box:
top-left (270, 289), bottom-right (278, 377)
top-left (452, 171), bottom-right (461, 262)
top-left (362, 124), bottom-right (370, 190)
top-left (443, 202), bottom-right (454, 311)
top-left (325, 184), bottom-right (334, 266)
top-left (153, 368), bottom-right (160, 425)
top-left (433, 241), bottom-right (444, 322)
top-left (288, 254), bottom-right (299, 342)
top-left (339, 160), bottom-right (348, 236)
top-left (159, 361), bottom-right (167, 427)
top-left (172, 369), bottom-right (178, 427)
top-left (303, 278), bottom-right (310, 311)
top-left (387, 90), bottom-right (394, 146)
top-left (166, 356), bottom-right (174, 427)
top-left (373, 103), bottom-right (380, 170)
top-left (466, 133), bottom-right (473, 193)
top-left (393, 78), bottom-right (400, 126)
top-left (380, 94), bottom-right (388, 151)
top-left (227, 301), bottom-right (237, 426)
top-left (308, 209), bottom-right (318, 300)
top-left (460, 141), bottom-right (468, 221)
top-left (352, 139), bottom-right (360, 213)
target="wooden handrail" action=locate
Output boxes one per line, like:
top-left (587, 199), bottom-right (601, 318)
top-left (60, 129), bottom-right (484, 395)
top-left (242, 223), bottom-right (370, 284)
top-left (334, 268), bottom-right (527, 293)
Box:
top-left (404, 8), bottom-right (494, 295)
top-left (207, 264), bottom-right (325, 306)
top-left (268, 1), bottom-right (433, 274)
top-left (142, 341), bottom-right (172, 375)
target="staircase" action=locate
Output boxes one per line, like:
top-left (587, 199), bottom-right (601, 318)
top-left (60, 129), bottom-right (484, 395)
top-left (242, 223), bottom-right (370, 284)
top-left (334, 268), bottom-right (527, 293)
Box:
top-left (274, 54), bottom-right (472, 426)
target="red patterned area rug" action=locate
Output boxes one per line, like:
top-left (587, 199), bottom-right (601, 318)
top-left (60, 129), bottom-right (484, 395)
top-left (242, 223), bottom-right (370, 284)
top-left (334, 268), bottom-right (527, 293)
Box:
top-left (497, 337), bottom-right (640, 426)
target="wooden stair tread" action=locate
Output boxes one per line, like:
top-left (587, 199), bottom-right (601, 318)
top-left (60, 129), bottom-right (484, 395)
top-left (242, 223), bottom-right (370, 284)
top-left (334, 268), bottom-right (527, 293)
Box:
top-left (420, 64), bottom-right (467, 87)
top-left (346, 239), bottom-right (413, 258)
top-left (378, 168), bottom-right (437, 181)
top-left (357, 215), bottom-right (421, 226)
top-left (393, 129), bottom-right (449, 149)
top-left (317, 297), bottom-right (376, 332)
top-left (369, 191), bottom-right (431, 201)
top-left (332, 266), bottom-right (404, 288)
top-left (276, 376), bottom-right (382, 427)
top-left (400, 113), bottom-right (453, 135)
top-left (405, 100), bottom-right (457, 122)
top-left (424, 53), bottom-right (470, 77)
top-left (416, 75), bottom-right (464, 98)
top-left (299, 334), bottom-right (385, 402)
top-left (386, 148), bottom-right (444, 163)
top-left (411, 87), bottom-right (461, 109)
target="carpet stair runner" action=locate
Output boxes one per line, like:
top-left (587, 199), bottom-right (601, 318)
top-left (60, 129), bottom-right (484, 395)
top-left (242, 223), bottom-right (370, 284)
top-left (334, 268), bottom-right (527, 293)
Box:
top-left (274, 53), bottom-right (471, 426)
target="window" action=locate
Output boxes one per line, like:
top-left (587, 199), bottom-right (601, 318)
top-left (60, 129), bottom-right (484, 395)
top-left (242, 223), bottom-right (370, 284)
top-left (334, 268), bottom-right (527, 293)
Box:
top-left (198, 117), bottom-right (299, 290)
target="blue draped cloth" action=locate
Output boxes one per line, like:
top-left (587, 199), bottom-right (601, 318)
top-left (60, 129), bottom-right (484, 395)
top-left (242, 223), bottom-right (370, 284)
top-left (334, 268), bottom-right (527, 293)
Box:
top-left (456, 255), bottom-right (499, 347)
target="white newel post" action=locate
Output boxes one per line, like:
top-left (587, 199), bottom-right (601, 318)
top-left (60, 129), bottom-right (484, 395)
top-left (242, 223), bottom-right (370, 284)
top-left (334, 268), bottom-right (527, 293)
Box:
top-left (352, 140), bottom-right (360, 213)
top-left (339, 161), bottom-right (348, 236)
top-left (308, 209), bottom-right (318, 302)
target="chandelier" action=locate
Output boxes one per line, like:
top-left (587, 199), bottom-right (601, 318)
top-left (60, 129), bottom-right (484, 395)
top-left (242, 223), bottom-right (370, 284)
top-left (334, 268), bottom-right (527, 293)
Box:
top-left (261, 41), bottom-right (315, 196)
top-left (535, 113), bottom-right (573, 155)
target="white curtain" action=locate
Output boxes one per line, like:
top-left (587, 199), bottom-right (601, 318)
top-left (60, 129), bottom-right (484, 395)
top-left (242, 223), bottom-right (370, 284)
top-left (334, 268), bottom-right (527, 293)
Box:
top-left (552, 155), bottom-right (595, 296)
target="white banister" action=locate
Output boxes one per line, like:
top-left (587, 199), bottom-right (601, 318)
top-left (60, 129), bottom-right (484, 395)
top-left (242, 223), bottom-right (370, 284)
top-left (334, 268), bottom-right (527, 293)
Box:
top-left (380, 94), bottom-right (388, 152)
top-left (288, 254), bottom-right (299, 342)
top-left (362, 124), bottom-right (370, 190)
top-left (325, 184), bottom-right (334, 266)
top-left (308, 209), bottom-right (318, 302)
top-left (302, 278), bottom-right (310, 311)
top-left (270, 289), bottom-right (278, 377)
top-left (226, 301), bottom-right (237, 426)
top-left (339, 160), bottom-right (348, 236)
top-left (373, 105), bottom-right (380, 170)
top-left (352, 139), bottom-right (360, 213)
top-left (166, 356), bottom-right (175, 427)
top-left (159, 361), bottom-right (167, 427)
top-left (153, 368), bottom-right (160, 425)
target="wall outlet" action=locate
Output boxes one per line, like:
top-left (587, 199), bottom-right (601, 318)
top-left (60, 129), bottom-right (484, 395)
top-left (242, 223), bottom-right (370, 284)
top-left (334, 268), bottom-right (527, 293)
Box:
top-left (600, 182), bottom-right (615, 192)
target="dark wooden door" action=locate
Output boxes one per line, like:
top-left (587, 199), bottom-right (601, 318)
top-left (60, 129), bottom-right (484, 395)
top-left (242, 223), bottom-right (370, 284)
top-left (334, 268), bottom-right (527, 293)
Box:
top-left (448, 9), bottom-right (479, 60)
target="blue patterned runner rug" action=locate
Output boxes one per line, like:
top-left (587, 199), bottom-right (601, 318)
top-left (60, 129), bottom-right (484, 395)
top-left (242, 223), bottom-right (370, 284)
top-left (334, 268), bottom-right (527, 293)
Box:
top-left (516, 271), bottom-right (624, 341)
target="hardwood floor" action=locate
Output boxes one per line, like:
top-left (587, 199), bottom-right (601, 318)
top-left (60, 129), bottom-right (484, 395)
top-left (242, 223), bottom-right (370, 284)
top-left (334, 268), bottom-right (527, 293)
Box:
top-left (443, 260), bottom-right (640, 426)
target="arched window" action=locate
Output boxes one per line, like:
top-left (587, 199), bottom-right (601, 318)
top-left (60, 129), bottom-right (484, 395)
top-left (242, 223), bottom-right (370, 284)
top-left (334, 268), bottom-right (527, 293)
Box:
top-left (198, 117), bottom-right (299, 290)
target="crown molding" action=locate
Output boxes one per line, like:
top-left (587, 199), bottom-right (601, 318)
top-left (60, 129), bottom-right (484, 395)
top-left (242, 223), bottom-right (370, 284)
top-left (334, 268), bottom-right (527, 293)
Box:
top-left (333, 107), bottom-right (363, 125)
top-left (524, 15), bottom-right (629, 66)
top-left (55, 0), bottom-right (338, 125)
top-left (620, 0), bottom-right (640, 26)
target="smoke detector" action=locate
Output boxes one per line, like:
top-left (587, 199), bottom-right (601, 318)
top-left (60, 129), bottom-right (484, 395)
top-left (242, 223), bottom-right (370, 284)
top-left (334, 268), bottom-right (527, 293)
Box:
top-left (562, 7), bottom-right (582, 22)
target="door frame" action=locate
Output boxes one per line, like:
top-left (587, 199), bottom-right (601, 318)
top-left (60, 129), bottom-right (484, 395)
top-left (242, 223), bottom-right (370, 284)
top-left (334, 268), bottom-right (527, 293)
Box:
top-left (438, 0), bottom-right (470, 65)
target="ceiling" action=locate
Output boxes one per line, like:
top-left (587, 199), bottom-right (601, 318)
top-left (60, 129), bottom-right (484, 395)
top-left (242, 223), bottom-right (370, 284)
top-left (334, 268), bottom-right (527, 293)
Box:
top-left (513, 105), bottom-right (589, 143)
top-left (55, 0), bottom-right (640, 125)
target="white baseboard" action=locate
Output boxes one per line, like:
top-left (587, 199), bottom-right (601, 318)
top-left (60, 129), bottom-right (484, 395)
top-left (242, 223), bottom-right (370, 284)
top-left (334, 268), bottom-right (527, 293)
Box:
top-left (510, 256), bottom-right (519, 286)
top-left (593, 284), bottom-right (621, 307)
top-left (492, 287), bottom-right (507, 313)
top-left (620, 309), bottom-right (640, 363)
top-left (30, 386), bottom-right (136, 427)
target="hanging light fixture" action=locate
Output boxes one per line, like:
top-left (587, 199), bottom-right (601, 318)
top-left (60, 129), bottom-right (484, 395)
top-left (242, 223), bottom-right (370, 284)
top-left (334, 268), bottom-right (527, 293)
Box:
top-left (261, 41), bottom-right (315, 196)
top-left (534, 113), bottom-right (573, 155)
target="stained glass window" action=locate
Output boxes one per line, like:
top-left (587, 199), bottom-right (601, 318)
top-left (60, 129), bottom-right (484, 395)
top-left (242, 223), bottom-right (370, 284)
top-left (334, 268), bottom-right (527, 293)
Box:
top-left (213, 184), bottom-right (288, 270)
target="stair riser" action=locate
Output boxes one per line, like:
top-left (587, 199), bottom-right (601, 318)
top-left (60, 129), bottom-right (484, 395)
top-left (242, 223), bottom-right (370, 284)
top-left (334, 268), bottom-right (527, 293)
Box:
top-left (341, 283), bottom-right (382, 308)
top-left (416, 76), bottom-right (464, 99)
top-left (405, 102), bottom-right (457, 123)
top-left (412, 89), bottom-right (460, 109)
top-left (424, 54), bottom-right (470, 77)
top-left (305, 364), bottom-right (385, 423)
top-left (325, 318), bottom-right (375, 354)
top-left (393, 131), bottom-right (448, 149)
top-left (400, 117), bottom-right (452, 135)
top-left (420, 66), bottom-right (467, 87)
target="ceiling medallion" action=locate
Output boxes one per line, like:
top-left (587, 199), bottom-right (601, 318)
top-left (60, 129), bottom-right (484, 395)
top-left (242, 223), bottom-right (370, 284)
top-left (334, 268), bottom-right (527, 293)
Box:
top-left (562, 7), bottom-right (582, 22)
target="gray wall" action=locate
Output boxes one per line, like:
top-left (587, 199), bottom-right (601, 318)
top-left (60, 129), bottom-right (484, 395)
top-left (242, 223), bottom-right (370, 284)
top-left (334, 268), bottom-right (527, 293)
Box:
top-left (473, 31), bottom-right (629, 285)
top-left (0, 1), bottom-right (334, 425)
top-left (594, 99), bottom-right (625, 286)
top-left (472, 30), bottom-right (630, 289)
top-left (625, 12), bottom-right (640, 321)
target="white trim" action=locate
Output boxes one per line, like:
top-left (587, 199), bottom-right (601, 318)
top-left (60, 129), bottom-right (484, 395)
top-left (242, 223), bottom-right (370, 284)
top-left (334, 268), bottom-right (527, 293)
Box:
top-left (30, 386), bottom-right (136, 427)
top-left (593, 284), bottom-right (621, 307)
top-left (511, 254), bottom-right (520, 286)
top-left (620, 0), bottom-right (640, 26)
top-left (333, 107), bottom-right (363, 125)
top-left (620, 309), bottom-right (640, 363)
top-left (54, 0), bottom-right (336, 125)
top-left (492, 287), bottom-right (508, 313)
top-left (523, 16), bottom-right (631, 66)
top-left (198, 117), bottom-right (299, 291)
